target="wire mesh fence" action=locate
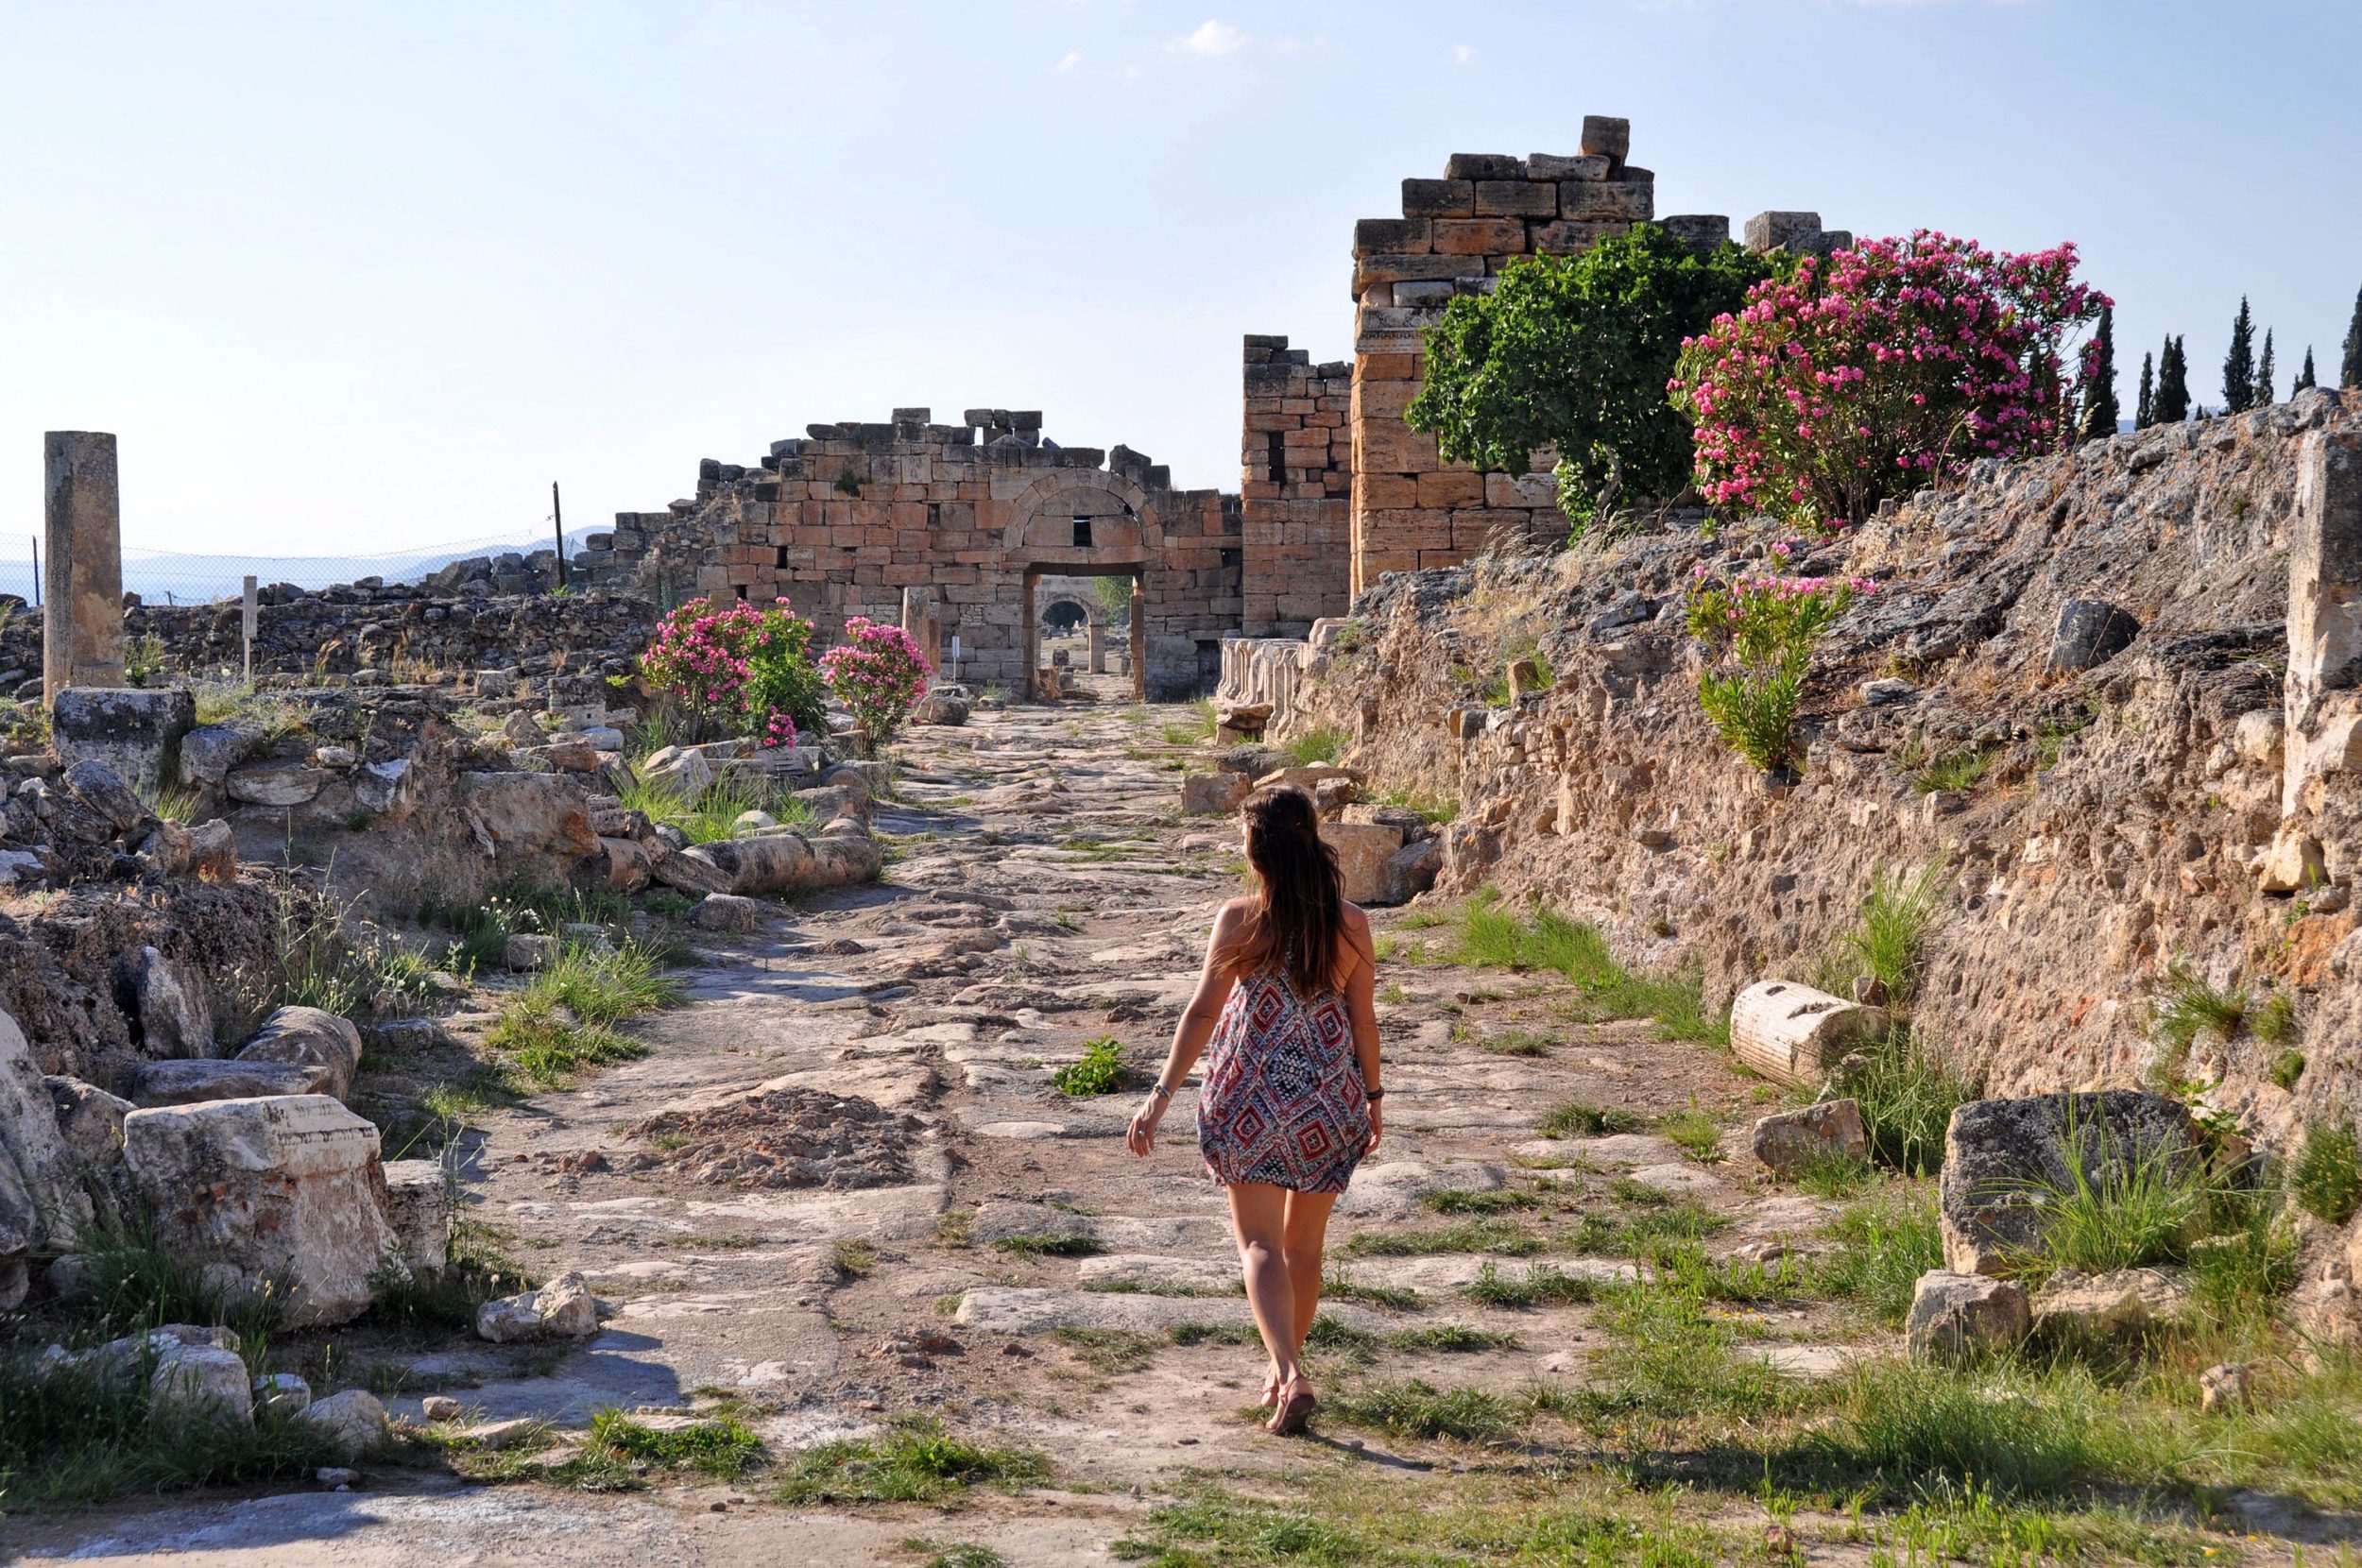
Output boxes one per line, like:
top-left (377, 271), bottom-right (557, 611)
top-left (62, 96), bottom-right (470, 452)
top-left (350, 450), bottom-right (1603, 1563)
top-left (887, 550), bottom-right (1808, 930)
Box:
top-left (0, 526), bottom-right (600, 606)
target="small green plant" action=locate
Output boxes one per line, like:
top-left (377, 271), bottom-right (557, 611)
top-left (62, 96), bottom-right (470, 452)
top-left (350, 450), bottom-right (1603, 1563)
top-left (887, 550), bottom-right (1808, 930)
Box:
top-left (1341, 1219), bottom-right (1542, 1258)
top-left (1812, 1188), bottom-right (1943, 1326)
top-left (770, 1418), bottom-right (1045, 1504)
top-left (2292, 1121), bottom-right (2362, 1225)
top-left (1659, 1103), bottom-right (1725, 1164)
top-left (1050, 1035), bottom-right (1127, 1097)
top-left (1685, 571), bottom-right (1861, 775)
top-left (590, 1408), bottom-right (763, 1477)
top-left (1537, 1100), bottom-right (1644, 1138)
top-left (2150, 959), bottom-right (2248, 1058)
top-left (124, 631), bottom-right (167, 686)
top-left (1822, 861), bottom-right (1949, 1005)
top-left (1480, 1028), bottom-right (1552, 1057)
top-left (1464, 1261), bottom-right (1598, 1308)
top-left (1374, 787), bottom-right (1459, 824)
top-left (1281, 724), bottom-right (1347, 766)
top-left (1418, 1187), bottom-right (1540, 1217)
top-left (1322, 1378), bottom-right (1518, 1442)
top-left (1161, 697), bottom-right (1218, 746)
top-left (1791, 1146), bottom-right (1877, 1198)
top-left (991, 1233), bottom-right (1102, 1258)
top-left (2269, 1048), bottom-right (2307, 1091)
top-left (834, 465), bottom-right (863, 497)
top-left (2004, 1125), bottom-right (2207, 1279)
top-left (1914, 744), bottom-right (2000, 793)
top-left (1051, 1327), bottom-right (1161, 1374)
top-left (1840, 1028), bottom-right (1972, 1176)
top-left (2253, 990), bottom-right (2300, 1048)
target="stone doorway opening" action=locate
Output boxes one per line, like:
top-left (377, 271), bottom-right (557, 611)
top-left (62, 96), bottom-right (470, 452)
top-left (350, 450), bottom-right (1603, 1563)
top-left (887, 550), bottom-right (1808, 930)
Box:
top-left (1023, 566), bottom-right (1144, 702)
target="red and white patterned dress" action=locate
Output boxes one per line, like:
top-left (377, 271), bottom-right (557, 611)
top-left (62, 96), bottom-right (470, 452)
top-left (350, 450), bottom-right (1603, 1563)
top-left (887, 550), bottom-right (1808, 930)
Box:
top-left (1196, 969), bottom-right (1370, 1193)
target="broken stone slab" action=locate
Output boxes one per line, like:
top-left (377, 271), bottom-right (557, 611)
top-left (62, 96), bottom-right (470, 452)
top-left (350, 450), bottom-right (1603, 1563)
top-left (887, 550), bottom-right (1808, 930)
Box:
top-left (2028, 1267), bottom-right (2192, 1355)
top-left (1729, 980), bottom-right (1889, 1087)
top-left (225, 761), bottom-right (329, 807)
top-left (1515, 1133), bottom-right (1679, 1167)
top-left (1907, 1270), bottom-right (2029, 1363)
top-left (44, 1075), bottom-right (132, 1163)
top-left (124, 946), bottom-right (214, 1057)
top-left (1073, 1254), bottom-right (1241, 1294)
top-left (1939, 1091), bottom-right (2199, 1275)
top-left (234, 1006), bottom-right (364, 1101)
top-left (1621, 1162), bottom-right (1724, 1197)
top-left (1255, 763), bottom-right (1361, 796)
top-left (1, 1007), bottom-right (98, 1259)
top-left (52, 687), bottom-right (197, 798)
top-left (188, 818), bottom-right (236, 879)
top-left (459, 771), bottom-right (598, 860)
top-left (1752, 1098), bottom-right (1869, 1177)
top-left (476, 1270), bottom-right (601, 1342)
top-left (456, 1415), bottom-right (543, 1450)
top-left (1321, 820), bottom-right (1406, 905)
top-left (178, 723), bottom-right (265, 788)
top-left (382, 1159), bottom-right (450, 1274)
top-left (151, 1342), bottom-right (255, 1424)
top-left (420, 1393), bottom-right (465, 1422)
top-left (254, 1372), bottom-right (313, 1415)
top-left (596, 835), bottom-right (654, 894)
top-left (503, 932), bottom-right (556, 972)
top-left (129, 1057), bottom-right (335, 1107)
top-left (300, 1389), bottom-right (389, 1456)
top-left (647, 842), bottom-right (741, 897)
top-left (1180, 772), bottom-right (1250, 816)
top-left (123, 1094), bottom-right (399, 1328)
top-left (690, 893), bottom-right (763, 933)
top-left (911, 693), bottom-right (969, 726)
top-left (1379, 837), bottom-right (1444, 905)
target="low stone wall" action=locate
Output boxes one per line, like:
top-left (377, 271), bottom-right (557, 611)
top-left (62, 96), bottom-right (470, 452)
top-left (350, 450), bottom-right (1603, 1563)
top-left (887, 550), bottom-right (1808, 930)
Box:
top-left (1271, 390), bottom-right (2362, 1159)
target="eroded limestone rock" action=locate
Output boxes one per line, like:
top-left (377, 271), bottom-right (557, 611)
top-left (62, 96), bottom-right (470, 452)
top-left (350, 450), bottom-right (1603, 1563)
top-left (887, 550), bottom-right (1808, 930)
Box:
top-left (476, 1270), bottom-right (601, 1342)
top-left (234, 1006), bottom-right (364, 1101)
top-left (1906, 1270), bottom-right (2028, 1363)
top-left (1938, 1090), bottom-right (2198, 1276)
top-left (1752, 1098), bottom-right (1868, 1176)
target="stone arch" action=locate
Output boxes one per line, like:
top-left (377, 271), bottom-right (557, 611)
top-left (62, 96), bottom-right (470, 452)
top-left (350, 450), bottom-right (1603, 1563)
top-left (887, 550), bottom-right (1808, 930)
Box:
top-left (999, 470), bottom-right (1158, 566)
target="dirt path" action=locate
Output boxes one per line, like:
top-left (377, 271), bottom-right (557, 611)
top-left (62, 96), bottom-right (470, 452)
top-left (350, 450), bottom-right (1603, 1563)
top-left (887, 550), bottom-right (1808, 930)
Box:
top-left (15, 697), bottom-right (1855, 1565)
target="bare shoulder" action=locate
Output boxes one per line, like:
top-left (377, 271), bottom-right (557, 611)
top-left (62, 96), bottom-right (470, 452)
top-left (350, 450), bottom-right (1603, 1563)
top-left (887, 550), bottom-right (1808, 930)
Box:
top-left (1212, 897), bottom-right (1257, 930)
top-left (1341, 902), bottom-right (1375, 952)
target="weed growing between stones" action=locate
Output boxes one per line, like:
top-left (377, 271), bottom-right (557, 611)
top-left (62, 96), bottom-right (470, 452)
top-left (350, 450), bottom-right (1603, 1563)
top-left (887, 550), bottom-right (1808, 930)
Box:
top-left (1373, 786), bottom-right (1458, 824)
top-left (767, 1417), bottom-right (1046, 1505)
top-left (361, 1218), bottom-right (534, 1335)
top-left (2291, 1120), bottom-right (2362, 1224)
top-left (2148, 959), bottom-right (2250, 1065)
top-left (486, 938), bottom-right (682, 1085)
top-left (1535, 1101), bottom-right (1645, 1138)
top-left (1159, 697), bottom-right (1217, 746)
top-left (1052, 1326), bottom-right (1161, 1373)
top-left (904, 1544), bottom-right (1004, 1568)
top-left (1790, 1146), bottom-right (1876, 1198)
top-left (1838, 1027), bottom-right (1972, 1176)
top-left (1341, 1219), bottom-right (1543, 1258)
top-left (1658, 1103), bottom-right (1726, 1163)
top-left (1280, 724), bottom-right (1347, 766)
top-left (1812, 1190), bottom-right (1943, 1326)
top-left (1818, 861), bottom-right (1949, 1005)
top-left (1464, 1261), bottom-right (1598, 1308)
top-left (1479, 1028), bottom-right (1552, 1057)
top-left (1996, 1123), bottom-right (2209, 1281)
top-left (614, 772), bottom-right (816, 844)
top-left (71, 1204), bottom-right (284, 1360)
top-left (1418, 1186), bottom-right (1540, 1217)
top-left (990, 1234), bottom-right (1103, 1258)
top-left (1913, 744), bottom-right (2001, 794)
top-left (1050, 1034), bottom-right (1127, 1096)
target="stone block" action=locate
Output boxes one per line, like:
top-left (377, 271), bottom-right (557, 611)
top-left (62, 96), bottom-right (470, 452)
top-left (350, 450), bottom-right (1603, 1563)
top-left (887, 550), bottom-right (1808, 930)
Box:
top-left (1181, 772), bottom-right (1252, 816)
top-left (1752, 1098), bottom-right (1869, 1175)
top-left (1938, 1091), bottom-right (2198, 1275)
top-left (177, 723), bottom-right (265, 788)
top-left (1445, 153), bottom-right (1523, 180)
top-left (1, 1008), bottom-right (95, 1261)
top-left (253, 1371), bottom-right (312, 1415)
top-left (122, 1094), bottom-right (399, 1327)
top-left (129, 1057), bottom-right (336, 1108)
top-left (1528, 152), bottom-right (1609, 180)
top-left (691, 892), bottom-right (764, 933)
top-left (1400, 179), bottom-right (1475, 217)
top-left (1474, 179), bottom-right (1555, 217)
top-left (504, 932), bottom-right (556, 971)
top-left (1431, 218), bottom-right (1529, 256)
top-left (1532, 219), bottom-right (1628, 255)
top-left (2047, 599), bottom-right (2141, 674)
top-left (44, 1075), bottom-right (132, 1163)
top-left (124, 945), bottom-right (213, 1058)
top-left (459, 771), bottom-right (598, 860)
top-left (381, 1159), bottom-right (450, 1274)
top-left (43, 431), bottom-right (124, 698)
top-left (234, 1006), bottom-right (365, 1102)
top-left (51, 687), bottom-right (195, 797)
top-left (300, 1389), bottom-right (388, 1456)
top-left (1320, 821), bottom-right (1406, 905)
top-left (151, 1343), bottom-right (254, 1425)
top-left (1745, 211), bottom-right (1824, 253)
top-left (1353, 217), bottom-right (1431, 254)
top-left (1906, 1270), bottom-right (2028, 1364)
top-left (1729, 980), bottom-right (1888, 1086)
top-left (477, 1270), bottom-right (602, 1342)
top-left (1561, 182), bottom-right (1653, 221)
top-left (1659, 213), bottom-right (1732, 251)
top-left (225, 761), bottom-right (327, 807)
top-left (1579, 115), bottom-right (1630, 163)
top-left (1378, 836), bottom-right (1444, 906)
top-left (2028, 1268), bottom-right (2189, 1355)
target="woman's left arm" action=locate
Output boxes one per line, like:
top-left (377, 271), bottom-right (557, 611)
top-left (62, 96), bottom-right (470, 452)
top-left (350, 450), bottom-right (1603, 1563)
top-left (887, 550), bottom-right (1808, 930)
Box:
top-left (1125, 903), bottom-right (1244, 1157)
top-left (1343, 910), bottom-right (1382, 1152)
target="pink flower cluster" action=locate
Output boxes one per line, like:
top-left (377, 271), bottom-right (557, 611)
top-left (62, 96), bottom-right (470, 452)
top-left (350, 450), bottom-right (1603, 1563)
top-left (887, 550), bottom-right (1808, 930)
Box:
top-left (818, 616), bottom-right (932, 758)
top-left (1669, 231), bottom-right (2109, 530)
top-left (640, 596), bottom-right (820, 746)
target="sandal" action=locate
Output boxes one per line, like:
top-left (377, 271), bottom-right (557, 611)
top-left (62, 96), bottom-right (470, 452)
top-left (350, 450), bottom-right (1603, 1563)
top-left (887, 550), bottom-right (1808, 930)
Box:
top-left (1266, 1378), bottom-right (1317, 1437)
top-left (1258, 1371), bottom-right (1281, 1409)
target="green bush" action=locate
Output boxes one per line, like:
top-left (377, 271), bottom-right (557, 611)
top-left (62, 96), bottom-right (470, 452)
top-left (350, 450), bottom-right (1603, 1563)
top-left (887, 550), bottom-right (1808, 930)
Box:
top-left (1686, 573), bottom-right (1859, 776)
top-left (2293, 1122), bottom-right (2362, 1225)
top-left (1051, 1035), bottom-right (1127, 1097)
top-left (1281, 725), bottom-right (1347, 766)
top-left (1408, 226), bottom-right (1781, 522)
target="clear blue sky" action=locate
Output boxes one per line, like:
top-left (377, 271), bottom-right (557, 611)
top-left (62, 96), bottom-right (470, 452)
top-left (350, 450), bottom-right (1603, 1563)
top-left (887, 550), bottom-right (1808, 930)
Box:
top-left (4, 1), bottom-right (2356, 563)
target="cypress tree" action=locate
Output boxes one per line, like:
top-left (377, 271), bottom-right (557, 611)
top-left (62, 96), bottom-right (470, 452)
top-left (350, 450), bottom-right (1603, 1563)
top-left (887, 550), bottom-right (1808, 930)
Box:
top-left (2135, 351), bottom-right (2155, 429)
top-left (2344, 287), bottom-right (2362, 389)
top-left (2078, 305), bottom-right (2119, 441)
top-left (2255, 330), bottom-right (2276, 406)
top-left (2297, 347), bottom-right (2317, 392)
top-left (2156, 335), bottom-right (2191, 424)
top-left (2222, 297), bottom-right (2255, 413)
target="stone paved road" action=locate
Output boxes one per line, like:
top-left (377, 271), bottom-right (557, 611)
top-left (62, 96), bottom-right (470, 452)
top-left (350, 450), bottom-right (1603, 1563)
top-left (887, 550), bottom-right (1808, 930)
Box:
top-left (15, 698), bottom-right (1861, 1565)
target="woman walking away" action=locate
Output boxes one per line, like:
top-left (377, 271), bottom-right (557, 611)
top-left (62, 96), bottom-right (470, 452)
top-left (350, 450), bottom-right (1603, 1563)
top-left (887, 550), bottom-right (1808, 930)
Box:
top-left (1125, 784), bottom-right (1383, 1436)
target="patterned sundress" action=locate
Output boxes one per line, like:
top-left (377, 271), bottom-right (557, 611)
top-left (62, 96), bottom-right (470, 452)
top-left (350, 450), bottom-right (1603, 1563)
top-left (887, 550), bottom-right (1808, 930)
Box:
top-left (1196, 968), bottom-right (1370, 1193)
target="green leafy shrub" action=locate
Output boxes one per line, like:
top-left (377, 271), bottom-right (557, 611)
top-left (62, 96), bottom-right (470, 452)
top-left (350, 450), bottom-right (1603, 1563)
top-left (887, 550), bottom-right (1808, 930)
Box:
top-left (1408, 225), bottom-right (1781, 523)
top-left (1281, 725), bottom-right (1347, 766)
top-left (1685, 571), bottom-right (1865, 775)
top-left (1051, 1035), bottom-right (1127, 1097)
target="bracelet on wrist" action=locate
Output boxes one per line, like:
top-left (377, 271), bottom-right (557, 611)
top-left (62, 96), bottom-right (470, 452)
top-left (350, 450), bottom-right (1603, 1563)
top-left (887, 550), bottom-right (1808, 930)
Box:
top-left (1150, 1083), bottom-right (1173, 1099)
top-left (1365, 1086), bottom-right (1385, 1101)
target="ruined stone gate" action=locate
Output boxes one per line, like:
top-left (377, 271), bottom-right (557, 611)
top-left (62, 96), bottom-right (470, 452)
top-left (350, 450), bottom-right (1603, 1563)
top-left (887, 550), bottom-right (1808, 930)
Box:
top-left (573, 115), bottom-right (1840, 689)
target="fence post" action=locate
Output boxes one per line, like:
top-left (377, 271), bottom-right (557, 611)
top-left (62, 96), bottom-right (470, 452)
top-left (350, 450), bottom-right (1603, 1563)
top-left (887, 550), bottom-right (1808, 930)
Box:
top-left (242, 575), bottom-right (258, 686)
top-left (28, 536), bottom-right (38, 607)
top-left (553, 482), bottom-right (567, 589)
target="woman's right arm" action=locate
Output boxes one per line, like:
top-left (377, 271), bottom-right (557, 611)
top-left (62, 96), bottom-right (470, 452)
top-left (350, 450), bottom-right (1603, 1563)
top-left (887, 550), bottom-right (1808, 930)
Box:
top-left (1125, 902), bottom-right (1245, 1157)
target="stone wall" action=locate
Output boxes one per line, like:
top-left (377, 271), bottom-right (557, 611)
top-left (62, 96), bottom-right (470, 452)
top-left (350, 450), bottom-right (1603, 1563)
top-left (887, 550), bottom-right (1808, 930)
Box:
top-left (1240, 336), bottom-right (1353, 638)
top-left (1242, 390), bottom-right (2362, 1158)
top-left (0, 591), bottom-right (656, 700)
top-left (1246, 113), bottom-right (1848, 599)
top-left (582, 408), bottom-right (1241, 700)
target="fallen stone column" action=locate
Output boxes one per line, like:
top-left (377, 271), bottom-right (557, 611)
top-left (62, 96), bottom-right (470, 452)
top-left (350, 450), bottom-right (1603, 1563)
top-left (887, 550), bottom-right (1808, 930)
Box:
top-left (1728, 980), bottom-right (1887, 1087)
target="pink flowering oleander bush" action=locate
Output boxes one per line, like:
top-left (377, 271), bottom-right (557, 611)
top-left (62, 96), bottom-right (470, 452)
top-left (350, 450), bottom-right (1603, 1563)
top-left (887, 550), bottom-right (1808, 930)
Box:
top-left (1685, 568), bottom-right (1876, 775)
top-left (818, 616), bottom-right (931, 758)
top-left (1670, 231), bottom-right (2109, 531)
top-left (639, 597), bottom-right (827, 748)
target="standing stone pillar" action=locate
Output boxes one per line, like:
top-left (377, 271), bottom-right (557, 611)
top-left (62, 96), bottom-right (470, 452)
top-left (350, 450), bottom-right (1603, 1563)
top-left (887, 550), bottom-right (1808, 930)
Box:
top-left (900, 585), bottom-right (943, 673)
top-left (1087, 615), bottom-right (1105, 673)
top-left (2285, 427), bottom-right (2362, 816)
top-left (43, 432), bottom-right (125, 702)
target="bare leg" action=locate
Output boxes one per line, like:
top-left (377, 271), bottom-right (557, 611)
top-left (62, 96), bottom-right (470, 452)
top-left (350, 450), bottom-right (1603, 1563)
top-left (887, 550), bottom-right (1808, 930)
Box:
top-left (1224, 1183), bottom-right (1302, 1407)
top-left (1281, 1189), bottom-right (1341, 1355)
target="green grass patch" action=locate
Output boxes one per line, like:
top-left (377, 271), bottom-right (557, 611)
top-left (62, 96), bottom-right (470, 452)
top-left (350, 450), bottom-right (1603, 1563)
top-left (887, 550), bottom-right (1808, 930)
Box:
top-left (1417, 1187), bottom-right (1540, 1217)
top-left (1322, 1378), bottom-right (1520, 1442)
top-left (1464, 1261), bottom-right (1599, 1308)
top-left (1455, 892), bottom-right (1725, 1046)
top-left (1820, 861), bottom-right (1949, 1005)
top-left (2291, 1120), bottom-right (2362, 1224)
top-left (1478, 1028), bottom-right (1552, 1057)
top-left (1913, 744), bottom-right (2000, 794)
top-left (769, 1418), bottom-right (1046, 1505)
top-left (591, 1409), bottom-right (763, 1478)
top-left (1840, 1027), bottom-right (1972, 1177)
top-left (1657, 1104), bottom-right (1724, 1164)
top-left (1281, 725), bottom-right (1347, 766)
top-left (1536, 1100), bottom-right (1644, 1138)
top-left (1811, 1189), bottom-right (1943, 1327)
top-left (1052, 1327), bottom-right (1161, 1374)
top-left (1341, 1219), bottom-right (1542, 1258)
top-left (991, 1233), bottom-right (1103, 1258)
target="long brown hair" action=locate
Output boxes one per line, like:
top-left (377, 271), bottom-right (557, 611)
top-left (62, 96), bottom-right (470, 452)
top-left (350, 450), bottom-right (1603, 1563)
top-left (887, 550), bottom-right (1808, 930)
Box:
top-left (1225, 785), bottom-right (1347, 996)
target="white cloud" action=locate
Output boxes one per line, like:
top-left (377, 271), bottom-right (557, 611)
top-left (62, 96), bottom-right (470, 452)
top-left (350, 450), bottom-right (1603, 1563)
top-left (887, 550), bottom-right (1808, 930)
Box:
top-left (1172, 18), bottom-right (1245, 56)
top-left (1449, 43), bottom-right (1477, 64)
top-left (1057, 50), bottom-right (1086, 72)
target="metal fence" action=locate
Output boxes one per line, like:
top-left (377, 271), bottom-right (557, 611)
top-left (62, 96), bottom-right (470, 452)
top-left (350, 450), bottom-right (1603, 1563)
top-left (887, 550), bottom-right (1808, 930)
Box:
top-left (0, 526), bottom-right (599, 607)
